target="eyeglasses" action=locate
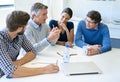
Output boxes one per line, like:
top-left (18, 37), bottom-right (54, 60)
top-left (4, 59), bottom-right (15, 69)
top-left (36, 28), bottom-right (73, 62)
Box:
top-left (86, 19), bottom-right (96, 25)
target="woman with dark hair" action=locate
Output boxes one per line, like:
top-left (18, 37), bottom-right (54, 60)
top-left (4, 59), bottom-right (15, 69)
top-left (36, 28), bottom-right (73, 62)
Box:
top-left (49, 7), bottom-right (74, 47)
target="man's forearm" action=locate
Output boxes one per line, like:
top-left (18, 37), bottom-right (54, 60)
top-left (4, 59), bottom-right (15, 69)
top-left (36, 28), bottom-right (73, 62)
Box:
top-left (13, 52), bottom-right (35, 66)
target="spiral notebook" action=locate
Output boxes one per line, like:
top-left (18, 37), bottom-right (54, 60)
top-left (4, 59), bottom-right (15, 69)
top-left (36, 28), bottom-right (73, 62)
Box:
top-left (61, 62), bottom-right (102, 76)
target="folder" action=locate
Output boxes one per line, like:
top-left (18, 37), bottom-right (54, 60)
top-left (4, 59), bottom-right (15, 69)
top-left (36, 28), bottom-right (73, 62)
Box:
top-left (61, 62), bottom-right (102, 76)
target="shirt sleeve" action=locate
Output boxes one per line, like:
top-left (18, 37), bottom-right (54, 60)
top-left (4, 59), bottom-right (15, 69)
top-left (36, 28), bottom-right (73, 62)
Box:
top-left (99, 25), bottom-right (112, 53)
top-left (0, 40), bottom-right (17, 78)
top-left (75, 21), bottom-right (88, 47)
top-left (21, 35), bottom-right (36, 55)
top-left (24, 25), bottom-right (51, 53)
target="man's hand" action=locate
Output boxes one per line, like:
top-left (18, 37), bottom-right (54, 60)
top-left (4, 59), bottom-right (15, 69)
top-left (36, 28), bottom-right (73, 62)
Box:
top-left (43, 64), bottom-right (59, 74)
top-left (87, 45), bottom-right (101, 56)
top-left (59, 23), bottom-right (68, 31)
top-left (47, 28), bottom-right (60, 42)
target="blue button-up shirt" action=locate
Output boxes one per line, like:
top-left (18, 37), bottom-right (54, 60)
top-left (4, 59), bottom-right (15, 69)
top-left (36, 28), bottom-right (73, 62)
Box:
top-left (0, 29), bottom-right (36, 78)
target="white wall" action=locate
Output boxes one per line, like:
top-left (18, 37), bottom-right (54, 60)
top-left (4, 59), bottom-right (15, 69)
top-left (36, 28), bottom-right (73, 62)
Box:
top-left (63, 0), bottom-right (120, 38)
top-left (63, 0), bottom-right (120, 23)
top-left (0, 0), bottom-right (14, 5)
top-left (14, 0), bottom-right (44, 14)
top-left (0, 7), bottom-right (15, 29)
top-left (14, 0), bottom-right (64, 22)
top-left (14, 0), bottom-right (120, 38)
top-left (15, 0), bottom-right (118, 24)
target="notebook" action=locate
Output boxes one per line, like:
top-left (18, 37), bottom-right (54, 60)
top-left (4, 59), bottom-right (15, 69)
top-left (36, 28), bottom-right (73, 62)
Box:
top-left (61, 62), bottom-right (102, 76)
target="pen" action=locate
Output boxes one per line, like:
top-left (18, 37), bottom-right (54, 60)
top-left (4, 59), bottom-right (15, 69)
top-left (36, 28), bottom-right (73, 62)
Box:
top-left (56, 60), bottom-right (58, 65)
top-left (57, 52), bottom-right (63, 57)
top-left (70, 54), bottom-right (77, 56)
top-left (57, 52), bottom-right (77, 57)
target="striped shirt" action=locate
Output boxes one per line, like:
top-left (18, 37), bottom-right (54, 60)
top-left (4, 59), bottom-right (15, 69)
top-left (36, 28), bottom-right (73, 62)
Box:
top-left (0, 29), bottom-right (36, 78)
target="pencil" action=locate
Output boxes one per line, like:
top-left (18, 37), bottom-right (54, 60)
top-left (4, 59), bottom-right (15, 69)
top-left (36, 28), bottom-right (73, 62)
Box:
top-left (57, 52), bottom-right (77, 57)
top-left (70, 54), bottom-right (77, 56)
top-left (56, 60), bottom-right (58, 65)
top-left (57, 52), bottom-right (63, 57)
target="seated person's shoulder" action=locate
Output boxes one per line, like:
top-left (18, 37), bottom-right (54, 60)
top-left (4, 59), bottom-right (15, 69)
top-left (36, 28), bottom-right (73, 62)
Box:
top-left (99, 23), bottom-right (109, 29)
top-left (0, 32), bottom-right (5, 43)
top-left (25, 24), bottom-right (34, 31)
top-left (67, 21), bottom-right (74, 28)
top-left (68, 21), bottom-right (73, 24)
top-left (50, 19), bottom-right (56, 22)
top-left (42, 23), bottom-right (49, 28)
top-left (78, 20), bottom-right (85, 24)
top-left (49, 19), bottom-right (57, 24)
top-left (101, 23), bottom-right (108, 27)
top-left (49, 19), bottom-right (58, 28)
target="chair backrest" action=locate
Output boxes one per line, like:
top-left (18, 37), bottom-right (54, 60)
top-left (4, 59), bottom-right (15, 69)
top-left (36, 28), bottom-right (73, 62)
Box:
top-left (111, 38), bottom-right (120, 48)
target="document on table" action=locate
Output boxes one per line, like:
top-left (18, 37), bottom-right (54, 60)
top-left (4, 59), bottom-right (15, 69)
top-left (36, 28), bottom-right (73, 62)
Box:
top-left (22, 57), bottom-right (58, 68)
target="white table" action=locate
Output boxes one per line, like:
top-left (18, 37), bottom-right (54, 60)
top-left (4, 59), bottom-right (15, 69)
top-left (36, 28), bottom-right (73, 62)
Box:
top-left (1, 45), bottom-right (120, 82)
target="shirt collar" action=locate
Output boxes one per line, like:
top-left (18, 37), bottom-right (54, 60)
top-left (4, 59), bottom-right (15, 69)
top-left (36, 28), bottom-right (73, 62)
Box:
top-left (29, 19), bottom-right (41, 31)
top-left (2, 29), bottom-right (18, 43)
top-left (94, 26), bottom-right (98, 30)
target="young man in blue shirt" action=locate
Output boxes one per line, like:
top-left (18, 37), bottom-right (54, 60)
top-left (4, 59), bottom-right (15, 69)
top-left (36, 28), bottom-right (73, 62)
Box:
top-left (75, 10), bottom-right (111, 56)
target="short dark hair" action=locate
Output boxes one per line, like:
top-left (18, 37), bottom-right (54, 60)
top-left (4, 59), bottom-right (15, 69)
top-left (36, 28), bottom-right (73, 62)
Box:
top-left (6, 10), bottom-right (30, 32)
top-left (62, 7), bottom-right (73, 19)
top-left (87, 10), bottom-right (101, 23)
top-left (31, 2), bottom-right (48, 15)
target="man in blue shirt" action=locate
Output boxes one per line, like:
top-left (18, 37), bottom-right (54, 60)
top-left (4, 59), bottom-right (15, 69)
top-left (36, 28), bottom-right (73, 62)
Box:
top-left (0, 10), bottom-right (59, 78)
top-left (75, 10), bottom-right (111, 56)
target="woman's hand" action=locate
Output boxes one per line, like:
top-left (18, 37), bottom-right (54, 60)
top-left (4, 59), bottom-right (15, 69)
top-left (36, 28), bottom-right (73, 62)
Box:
top-left (65, 41), bottom-right (73, 48)
top-left (59, 23), bottom-right (68, 32)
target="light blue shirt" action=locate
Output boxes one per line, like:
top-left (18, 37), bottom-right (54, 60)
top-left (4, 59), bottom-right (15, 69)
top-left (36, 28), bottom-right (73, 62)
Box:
top-left (29, 19), bottom-right (41, 31)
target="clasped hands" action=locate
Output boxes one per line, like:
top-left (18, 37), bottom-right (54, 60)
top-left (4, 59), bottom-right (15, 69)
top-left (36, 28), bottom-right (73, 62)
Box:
top-left (86, 45), bottom-right (101, 56)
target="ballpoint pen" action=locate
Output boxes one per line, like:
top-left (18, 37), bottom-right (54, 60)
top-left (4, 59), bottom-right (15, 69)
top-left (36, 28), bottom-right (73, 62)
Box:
top-left (57, 52), bottom-right (63, 57)
top-left (70, 54), bottom-right (77, 56)
top-left (57, 52), bottom-right (77, 57)
top-left (56, 60), bottom-right (58, 65)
